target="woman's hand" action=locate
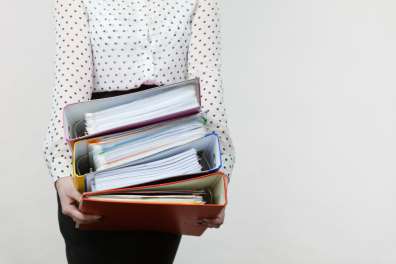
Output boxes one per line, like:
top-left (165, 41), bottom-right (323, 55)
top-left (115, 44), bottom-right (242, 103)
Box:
top-left (198, 208), bottom-right (225, 228)
top-left (55, 176), bottom-right (101, 225)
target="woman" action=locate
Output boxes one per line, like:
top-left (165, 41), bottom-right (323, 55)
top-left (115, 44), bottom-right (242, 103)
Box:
top-left (42, 0), bottom-right (236, 263)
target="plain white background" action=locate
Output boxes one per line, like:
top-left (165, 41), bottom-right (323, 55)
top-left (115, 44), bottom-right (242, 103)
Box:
top-left (1, 0), bottom-right (396, 263)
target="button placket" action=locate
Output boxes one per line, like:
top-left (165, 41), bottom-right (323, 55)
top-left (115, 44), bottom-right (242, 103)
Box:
top-left (143, 0), bottom-right (155, 80)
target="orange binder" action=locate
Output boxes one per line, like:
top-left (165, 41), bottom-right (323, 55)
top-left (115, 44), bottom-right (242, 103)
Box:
top-left (78, 172), bottom-right (228, 236)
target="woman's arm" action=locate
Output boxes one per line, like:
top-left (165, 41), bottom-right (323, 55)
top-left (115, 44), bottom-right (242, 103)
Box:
top-left (43, 0), bottom-right (100, 224)
top-left (187, 0), bottom-right (236, 181)
top-left (43, 0), bottom-right (94, 183)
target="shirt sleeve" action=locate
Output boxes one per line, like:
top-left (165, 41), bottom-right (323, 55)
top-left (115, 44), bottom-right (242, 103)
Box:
top-left (42, 0), bottom-right (94, 182)
top-left (187, 0), bottom-right (236, 180)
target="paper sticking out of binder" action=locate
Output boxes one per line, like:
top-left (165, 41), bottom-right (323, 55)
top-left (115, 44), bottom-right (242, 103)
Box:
top-left (63, 78), bottom-right (201, 144)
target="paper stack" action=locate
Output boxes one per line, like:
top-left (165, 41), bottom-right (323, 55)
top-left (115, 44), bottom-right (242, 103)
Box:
top-left (62, 78), bottom-right (227, 235)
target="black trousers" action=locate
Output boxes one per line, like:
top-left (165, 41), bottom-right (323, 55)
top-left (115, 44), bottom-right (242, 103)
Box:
top-left (57, 84), bottom-right (182, 264)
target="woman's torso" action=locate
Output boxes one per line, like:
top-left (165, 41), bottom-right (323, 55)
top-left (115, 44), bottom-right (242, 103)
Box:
top-left (84, 0), bottom-right (197, 92)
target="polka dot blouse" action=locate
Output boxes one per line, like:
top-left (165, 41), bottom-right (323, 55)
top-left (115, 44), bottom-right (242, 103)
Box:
top-left (42, 0), bottom-right (236, 183)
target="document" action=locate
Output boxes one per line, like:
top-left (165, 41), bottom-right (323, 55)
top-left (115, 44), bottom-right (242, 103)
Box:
top-left (90, 148), bottom-right (202, 191)
top-left (88, 189), bottom-right (211, 205)
top-left (88, 115), bottom-right (208, 171)
top-left (85, 85), bottom-right (199, 135)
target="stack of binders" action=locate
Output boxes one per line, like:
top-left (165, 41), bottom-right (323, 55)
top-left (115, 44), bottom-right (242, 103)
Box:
top-left (63, 78), bottom-right (228, 236)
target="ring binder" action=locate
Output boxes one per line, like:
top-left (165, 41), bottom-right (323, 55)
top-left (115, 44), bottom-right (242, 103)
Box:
top-left (78, 172), bottom-right (228, 236)
top-left (71, 119), bottom-right (86, 138)
top-left (63, 78), bottom-right (201, 143)
top-left (75, 132), bottom-right (222, 192)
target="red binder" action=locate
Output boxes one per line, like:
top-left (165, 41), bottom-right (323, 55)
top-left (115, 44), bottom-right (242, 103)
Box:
top-left (78, 172), bottom-right (228, 236)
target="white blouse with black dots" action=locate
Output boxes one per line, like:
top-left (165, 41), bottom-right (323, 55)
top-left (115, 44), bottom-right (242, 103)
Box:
top-left (42, 0), bottom-right (236, 183)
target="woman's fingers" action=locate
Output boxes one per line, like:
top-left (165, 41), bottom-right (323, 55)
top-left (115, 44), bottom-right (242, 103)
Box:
top-left (197, 208), bottom-right (225, 228)
top-left (56, 176), bottom-right (102, 225)
top-left (200, 218), bottom-right (223, 228)
top-left (198, 215), bottom-right (224, 228)
top-left (69, 208), bottom-right (102, 225)
top-left (62, 201), bottom-right (101, 224)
